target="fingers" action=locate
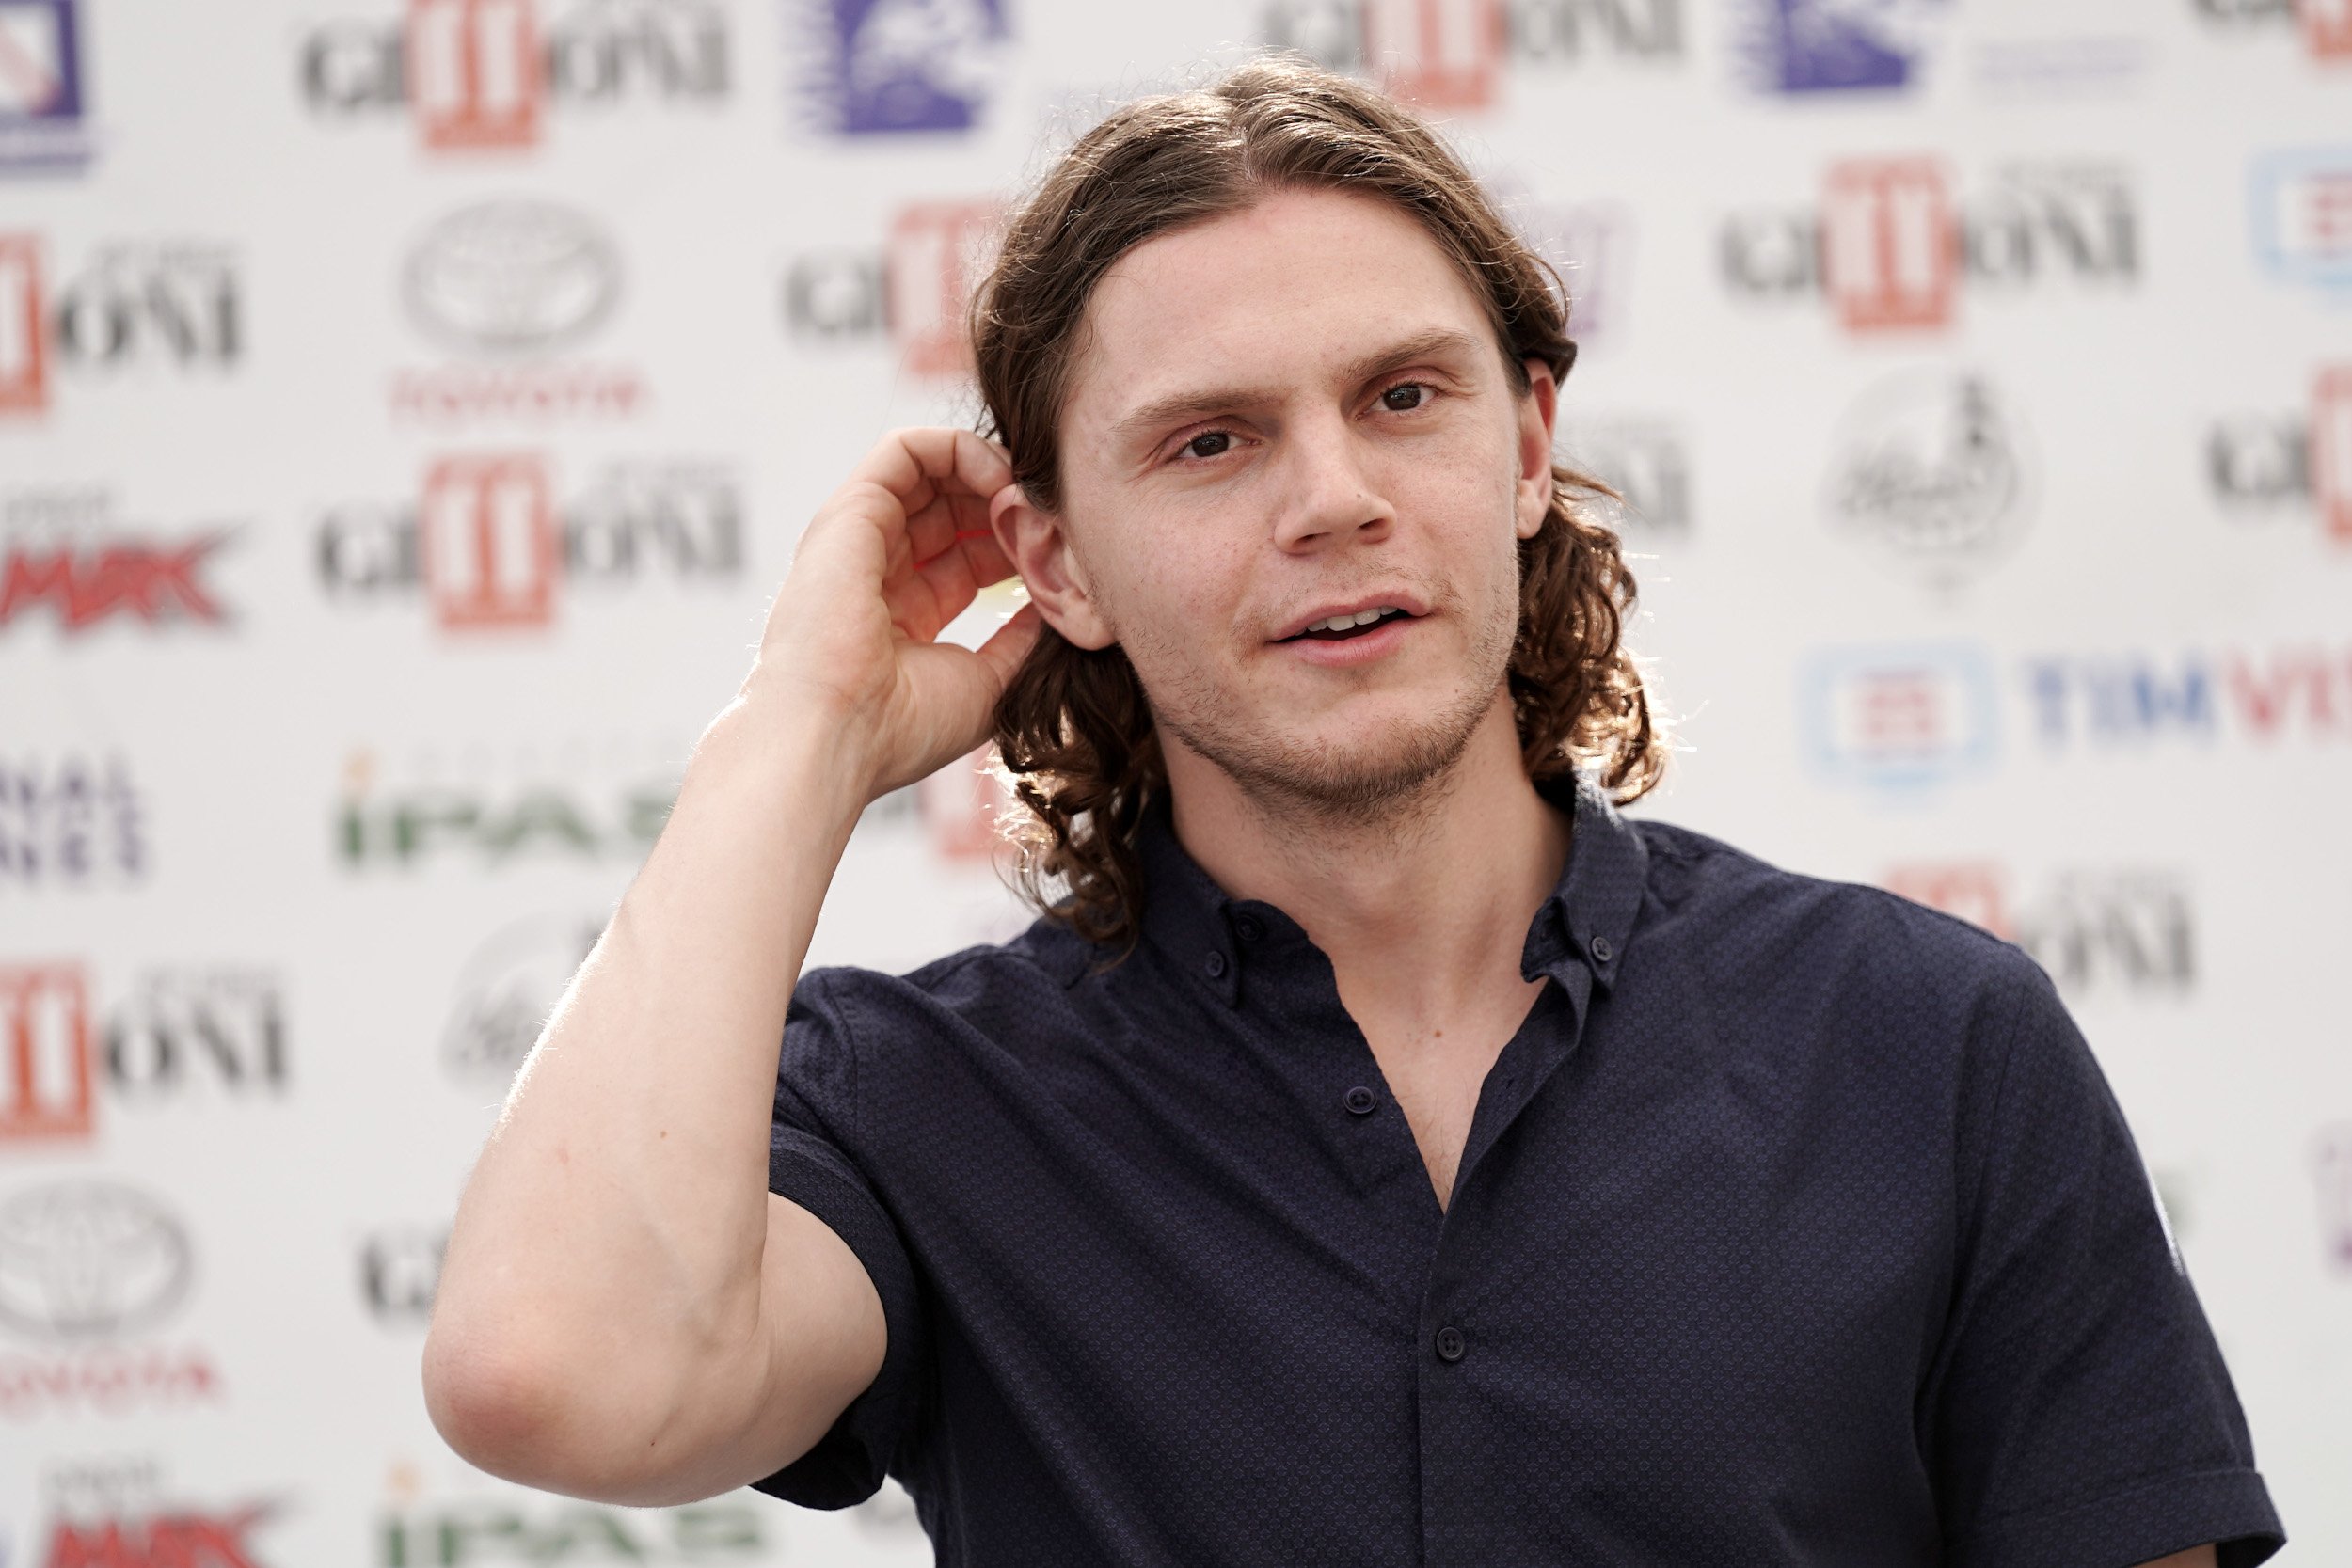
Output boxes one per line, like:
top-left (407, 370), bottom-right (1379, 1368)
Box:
top-left (848, 428), bottom-right (1013, 516)
top-left (882, 531), bottom-right (1020, 645)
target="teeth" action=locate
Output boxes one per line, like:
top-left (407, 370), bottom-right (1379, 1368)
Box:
top-left (1302, 606), bottom-right (1402, 634)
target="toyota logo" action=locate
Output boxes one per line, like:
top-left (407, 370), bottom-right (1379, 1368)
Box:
top-left (0, 1180), bottom-right (195, 1342)
top-left (401, 199), bottom-right (622, 357)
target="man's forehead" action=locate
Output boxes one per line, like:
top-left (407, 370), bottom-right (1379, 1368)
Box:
top-left (1066, 191), bottom-right (1501, 431)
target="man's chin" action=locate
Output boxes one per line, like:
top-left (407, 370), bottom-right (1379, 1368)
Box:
top-left (1176, 703), bottom-right (1490, 822)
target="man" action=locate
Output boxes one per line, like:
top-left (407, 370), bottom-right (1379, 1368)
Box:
top-left (422, 58), bottom-right (2283, 1567)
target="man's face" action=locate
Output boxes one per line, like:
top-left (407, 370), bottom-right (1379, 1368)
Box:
top-left (1026, 185), bottom-right (1555, 817)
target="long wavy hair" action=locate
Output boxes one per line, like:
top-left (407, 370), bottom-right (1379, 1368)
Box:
top-left (970, 55), bottom-right (1666, 954)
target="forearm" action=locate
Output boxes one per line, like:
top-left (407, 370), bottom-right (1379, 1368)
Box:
top-left (426, 678), bottom-right (870, 1446)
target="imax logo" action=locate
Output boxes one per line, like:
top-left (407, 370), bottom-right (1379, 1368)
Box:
top-left (1722, 161), bottom-right (2138, 334)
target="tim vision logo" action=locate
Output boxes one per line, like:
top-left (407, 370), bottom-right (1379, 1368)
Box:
top-left (1720, 159), bottom-right (2137, 334)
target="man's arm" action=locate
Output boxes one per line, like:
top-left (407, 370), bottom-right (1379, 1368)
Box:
top-left (2137, 1550), bottom-right (2216, 1568)
top-left (420, 429), bottom-right (1040, 1506)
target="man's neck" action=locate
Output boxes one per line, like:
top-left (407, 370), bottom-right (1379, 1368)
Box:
top-left (1163, 693), bottom-right (1572, 1029)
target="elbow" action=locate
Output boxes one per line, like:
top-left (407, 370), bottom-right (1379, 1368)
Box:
top-left (421, 1316), bottom-right (715, 1508)
top-left (422, 1322), bottom-right (572, 1485)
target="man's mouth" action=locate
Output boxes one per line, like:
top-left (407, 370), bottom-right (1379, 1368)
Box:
top-left (1276, 605), bottom-right (1414, 642)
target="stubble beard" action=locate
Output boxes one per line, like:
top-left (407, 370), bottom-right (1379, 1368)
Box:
top-left (1143, 573), bottom-right (1522, 836)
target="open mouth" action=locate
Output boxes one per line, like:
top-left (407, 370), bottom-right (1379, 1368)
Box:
top-left (1276, 605), bottom-right (1415, 643)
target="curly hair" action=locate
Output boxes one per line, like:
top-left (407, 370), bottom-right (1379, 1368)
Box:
top-left (971, 55), bottom-right (1666, 954)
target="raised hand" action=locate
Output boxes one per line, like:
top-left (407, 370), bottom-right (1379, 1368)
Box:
top-left (751, 427), bottom-right (1044, 800)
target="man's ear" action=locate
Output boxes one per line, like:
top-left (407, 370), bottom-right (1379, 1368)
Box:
top-left (1514, 357), bottom-right (1560, 542)
top-left (990, 482), bottom-right (1117, 651)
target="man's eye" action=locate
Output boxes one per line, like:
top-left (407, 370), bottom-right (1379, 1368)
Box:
top-left (1184, 431), bottom-right (1232, 460)
top-left (1380, 383), bottom-right (1428, 412)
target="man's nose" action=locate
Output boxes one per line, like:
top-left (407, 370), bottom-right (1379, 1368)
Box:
top-left (1270, 413), bottom-right (1397, 552)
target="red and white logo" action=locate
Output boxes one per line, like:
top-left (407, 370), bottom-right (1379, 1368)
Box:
top-left (1821, 160), bottom-right (1956, 333)
top-left (2307, 0), bottom-right (2352, 60)
top-left (2313, 366), bottom-right (2352, 546)
top-left (420, 454), bottom-right (557, 628)
top-left (0, 966), bottom-right (91, 1144)
top-left (0, 533), bottom-right (230, 632)
top-left (0, 234), bottom-right (47, 413)
top-left (1362, 0), bottom-right (1505, 109)
top-left (887, 202), bottom-right (999, 378)
top-left (39, 1502), bottom-right (280, 1568)
top-left (408, 0), bottom-right (541, 150)
top-left (1845, 667), bottom-right (1954, 759)
top-left (1884, 863), bottom-right (2011, 939)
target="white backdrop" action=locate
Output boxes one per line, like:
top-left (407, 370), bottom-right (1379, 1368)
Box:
top-left (3, 0), bottom-right (2349, 1561)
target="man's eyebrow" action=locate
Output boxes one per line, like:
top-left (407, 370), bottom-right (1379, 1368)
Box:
top-left (1107, 326), bottom-right (1489, 447)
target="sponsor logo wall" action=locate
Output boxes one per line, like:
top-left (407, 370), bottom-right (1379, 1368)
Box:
top-left (1, 0), bottom-right (2344, 1559)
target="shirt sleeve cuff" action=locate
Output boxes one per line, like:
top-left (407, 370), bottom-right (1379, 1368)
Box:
top-left (747, 1124), bottom-right (926, 1510)
top-left (1948, 1466), bottom-right (2284, 1568)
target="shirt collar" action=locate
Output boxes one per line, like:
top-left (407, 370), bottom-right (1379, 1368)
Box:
top-left (1134, 770), bottom-right (1649, 1004)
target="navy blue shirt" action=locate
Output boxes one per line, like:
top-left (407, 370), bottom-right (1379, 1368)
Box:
top-left (752, 775), bottom-right (2282, 1567)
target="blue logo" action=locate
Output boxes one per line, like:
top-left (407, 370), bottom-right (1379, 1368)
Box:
top-left (797, 0), bottom-right (1008, 135)
top-left (0, 0), bottom-right (94, 171)
top-left (1800, 641), bottom-right (1999, 793)
top-left (2248, 148), bottom-right (2352, 296)
top-left (1746, 0), bottom-right (1949, 95)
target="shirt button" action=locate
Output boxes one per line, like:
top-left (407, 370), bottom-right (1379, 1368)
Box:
top-left (1434, 1325), bottom-right (1466, 1363)
top-left (1589, 934), bottom-right (1613, 964)
top-left (1203, 951), bottom-right (1227, 979)
top-left (1343, 1085), bottom-right (1377, 1116)
top-left (1234, 914), bottom-right (1263, 942)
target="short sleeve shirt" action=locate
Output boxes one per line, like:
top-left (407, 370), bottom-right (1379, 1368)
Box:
top-left (751, 776), bottom-right (2284, 1568)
